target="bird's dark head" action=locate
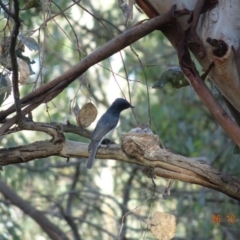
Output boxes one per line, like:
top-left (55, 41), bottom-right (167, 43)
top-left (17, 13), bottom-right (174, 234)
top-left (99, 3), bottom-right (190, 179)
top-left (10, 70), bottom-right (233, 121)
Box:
top-left (110, 98), bottom-right (134, 112)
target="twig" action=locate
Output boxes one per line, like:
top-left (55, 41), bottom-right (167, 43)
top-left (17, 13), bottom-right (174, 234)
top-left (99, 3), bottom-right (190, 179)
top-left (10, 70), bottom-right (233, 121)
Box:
top-left (201, 61), bottom-right (214, 80)
top-left (66, 163), bottom-right (81, 215)
top-left (52, 1), bottom-right (82, 60)
top-left (0, 179), bottom-right (70, 240)
top-left (0, 7), bottom-right (175, 132)
top-left (9, 0), bottom-right (23, 125)
top-left (187, 0), bottom-right (207, 59)
top-left (120, 166), bottom-right (138, 238)
top-left (0, 1), bottom-right (16, 20)
top-left (190, 0), bottom-right (206, 31)
top-left (58, 204), bottom-right (81, 240)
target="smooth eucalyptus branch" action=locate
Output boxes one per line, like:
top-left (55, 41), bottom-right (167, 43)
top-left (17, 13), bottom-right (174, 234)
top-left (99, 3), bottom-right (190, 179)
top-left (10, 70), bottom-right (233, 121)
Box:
top-left (172, 6), bottom-right (240, 147)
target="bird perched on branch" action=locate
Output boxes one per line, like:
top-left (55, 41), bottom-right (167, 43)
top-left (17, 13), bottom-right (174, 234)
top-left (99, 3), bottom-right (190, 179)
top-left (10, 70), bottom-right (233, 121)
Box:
top-left (86, 98), bottom-right (134, 169)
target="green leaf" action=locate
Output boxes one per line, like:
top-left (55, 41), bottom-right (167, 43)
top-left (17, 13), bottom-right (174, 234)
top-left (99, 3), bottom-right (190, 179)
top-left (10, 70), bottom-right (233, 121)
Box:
top-left (152, 66), bottom-right (190, 89)
top-left (233, 145), bottom-right (240, 155)
top-left (18, 33), bottom-right (40, 51)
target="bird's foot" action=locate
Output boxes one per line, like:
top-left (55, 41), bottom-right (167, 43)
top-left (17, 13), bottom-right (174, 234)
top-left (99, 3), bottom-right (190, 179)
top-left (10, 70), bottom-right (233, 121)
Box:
top-left (101, 138), bottom-right (115, 149)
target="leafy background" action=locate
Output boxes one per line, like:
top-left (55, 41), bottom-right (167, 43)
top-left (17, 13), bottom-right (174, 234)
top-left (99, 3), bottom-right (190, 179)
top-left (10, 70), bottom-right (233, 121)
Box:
top-left (0, 0), bottom-right (239, 239)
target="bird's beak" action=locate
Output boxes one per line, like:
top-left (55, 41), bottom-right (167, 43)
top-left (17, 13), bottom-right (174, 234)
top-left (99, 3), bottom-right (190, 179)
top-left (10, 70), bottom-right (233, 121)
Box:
top-left (130, 105), bottom-right (135, 108)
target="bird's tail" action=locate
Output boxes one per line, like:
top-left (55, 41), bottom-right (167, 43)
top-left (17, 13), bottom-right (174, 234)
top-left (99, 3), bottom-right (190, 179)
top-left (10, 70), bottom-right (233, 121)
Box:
top-left (86, 141), bottom-right (100, 169)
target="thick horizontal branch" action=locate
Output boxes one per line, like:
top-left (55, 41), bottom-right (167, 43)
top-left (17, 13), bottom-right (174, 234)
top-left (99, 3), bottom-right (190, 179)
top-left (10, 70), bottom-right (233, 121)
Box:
top-left (1, 131), bottom-right (239, 201)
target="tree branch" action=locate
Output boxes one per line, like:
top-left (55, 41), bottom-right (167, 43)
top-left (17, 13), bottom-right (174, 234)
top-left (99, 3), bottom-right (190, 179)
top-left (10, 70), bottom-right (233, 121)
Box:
top-left (174, 16), bottom-right (240, 148)
top-left (0, 180), bottom-right (70, 240)
top-left (0, 131), bottom-right (239, 201)
top-left (0, 8), bottom-right (175, 132)
top-left (59, 204), bottom-right (81, 240)
top-left (10, 0), bottom-right (23, 124)
top-left (0, 1), bottom-right (16, 20)
top-left (120, 166), bottom-right (138, 238)
top-left (66, 163), bottom-right (81, 215)
top-left (134, 1), bottom-right (240, 148)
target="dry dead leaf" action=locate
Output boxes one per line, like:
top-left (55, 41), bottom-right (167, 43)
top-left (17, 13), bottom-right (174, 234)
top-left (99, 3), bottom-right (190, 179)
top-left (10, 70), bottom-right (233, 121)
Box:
top-left (74, 102), bottom-right (97, 128)
top-left (79, 102), bottom-right (97, 128)
top-left (17, 58), bottom-right (30, 84)
top-left (146, 211), bottom-right (176, 240)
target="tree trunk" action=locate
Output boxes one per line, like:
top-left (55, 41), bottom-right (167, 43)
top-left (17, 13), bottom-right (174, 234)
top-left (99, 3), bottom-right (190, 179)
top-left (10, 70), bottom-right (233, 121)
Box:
top-left (136, 0), bottom-right (240, 113)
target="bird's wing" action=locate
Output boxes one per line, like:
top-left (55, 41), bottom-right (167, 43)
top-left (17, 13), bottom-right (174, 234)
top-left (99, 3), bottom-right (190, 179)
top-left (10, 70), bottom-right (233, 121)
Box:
top-left (88, 114), bottom-right (118, 151)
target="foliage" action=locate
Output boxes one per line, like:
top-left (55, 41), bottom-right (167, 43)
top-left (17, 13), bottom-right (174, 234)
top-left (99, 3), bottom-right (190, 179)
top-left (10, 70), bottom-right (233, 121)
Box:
top-left (0, 0), bottom-right (239, 240)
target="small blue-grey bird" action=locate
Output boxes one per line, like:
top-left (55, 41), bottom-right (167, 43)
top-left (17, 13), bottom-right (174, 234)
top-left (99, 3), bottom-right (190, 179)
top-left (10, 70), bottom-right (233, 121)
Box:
top-left (86, 98), bottom-right (134, 169)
